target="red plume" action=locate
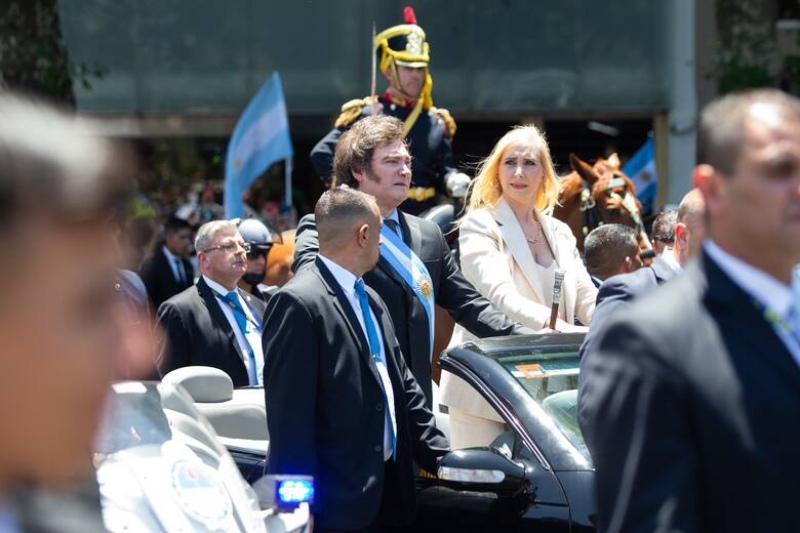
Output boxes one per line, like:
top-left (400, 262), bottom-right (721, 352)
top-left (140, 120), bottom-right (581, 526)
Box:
top-left (403, 6), bottom-right (417, 25)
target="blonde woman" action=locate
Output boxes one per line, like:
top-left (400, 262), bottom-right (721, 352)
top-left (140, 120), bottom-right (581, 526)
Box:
top-left (440, 125), bottom-right (597, 449)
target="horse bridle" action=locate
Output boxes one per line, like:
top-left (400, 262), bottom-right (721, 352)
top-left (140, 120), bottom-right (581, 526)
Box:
top-left (579, 177), bottom-right (650, 248)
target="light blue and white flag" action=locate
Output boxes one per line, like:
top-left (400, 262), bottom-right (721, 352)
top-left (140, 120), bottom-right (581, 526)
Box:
top-left (224, 72), bottom-right (293, 218)
top-left (622, 137), bottom-right (657, 214)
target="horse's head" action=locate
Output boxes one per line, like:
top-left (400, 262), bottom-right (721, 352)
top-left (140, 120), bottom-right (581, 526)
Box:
top-left (553, 153), bottom-right (652, 253)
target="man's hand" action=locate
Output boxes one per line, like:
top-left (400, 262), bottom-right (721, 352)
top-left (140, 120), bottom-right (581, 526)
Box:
top-left (446, 172), bottom-right (471, 199)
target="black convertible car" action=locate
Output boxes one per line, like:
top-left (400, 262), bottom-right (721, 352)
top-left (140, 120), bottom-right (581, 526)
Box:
top-left (415, 332), bottom-right (595, 532)
top-left (167, 332), bottom-right (596, 532)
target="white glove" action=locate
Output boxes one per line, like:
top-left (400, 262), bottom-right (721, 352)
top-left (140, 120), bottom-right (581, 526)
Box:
top-left (445, 172), bottom-right (471, 199)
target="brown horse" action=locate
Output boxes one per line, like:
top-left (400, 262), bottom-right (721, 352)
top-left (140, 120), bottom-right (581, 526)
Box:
top-left (553, 153), bottom-right (652, 253)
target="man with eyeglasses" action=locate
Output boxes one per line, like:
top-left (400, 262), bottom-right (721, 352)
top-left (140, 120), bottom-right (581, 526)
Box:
top-left (156, 219), bottom-right (267, 386)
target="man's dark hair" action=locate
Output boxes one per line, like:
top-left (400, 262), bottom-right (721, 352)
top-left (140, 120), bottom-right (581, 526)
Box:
top-left (650, 209), bottom-right (678, 245)
top-left (698, 88), bottom-right (800, 175)
top-left (332, 115), bottom-right (406, 188)
top-left (315, 188), bottom-right (378, 248)
top-left (0, 93), bottom-right (132, 237)
top-left (164, 215), bottom-right (192, 234)
top-left (584, 224), bottom-right (639, 281)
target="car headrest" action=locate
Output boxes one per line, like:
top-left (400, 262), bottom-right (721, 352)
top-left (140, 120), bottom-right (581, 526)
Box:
top-left (162, 366), bottom-right (233, 403)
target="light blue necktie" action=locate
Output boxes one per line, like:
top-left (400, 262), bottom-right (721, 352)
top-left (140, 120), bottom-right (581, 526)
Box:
top-left (221, 291), bottom-right (259, 386)
top-left (354, 279), bottom-right (396, 460)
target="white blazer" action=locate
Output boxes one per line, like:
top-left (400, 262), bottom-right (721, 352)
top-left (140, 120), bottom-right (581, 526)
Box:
top-left (440, 198), bottom-right (597, 420)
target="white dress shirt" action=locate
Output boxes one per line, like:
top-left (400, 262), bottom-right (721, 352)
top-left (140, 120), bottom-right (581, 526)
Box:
top-left (318, 255), bottom-right (397, 461)
top-left (203, 275), bottom-right (264, 385)
top-left (704, 240), bottom-right (800, 365)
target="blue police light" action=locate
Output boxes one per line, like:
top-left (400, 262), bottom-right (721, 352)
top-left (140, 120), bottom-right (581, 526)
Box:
top-left (276, 479), bottom-right (315, 506)
top-left (252, 474), bottom-right (315, 511)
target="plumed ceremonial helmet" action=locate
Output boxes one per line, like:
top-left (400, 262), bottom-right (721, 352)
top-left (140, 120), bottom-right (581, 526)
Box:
top-left (374, 6), bottom-right (430, 71)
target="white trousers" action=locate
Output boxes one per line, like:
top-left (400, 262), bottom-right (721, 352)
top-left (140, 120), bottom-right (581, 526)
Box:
top-left (447, 406), bottom-right (506, 449)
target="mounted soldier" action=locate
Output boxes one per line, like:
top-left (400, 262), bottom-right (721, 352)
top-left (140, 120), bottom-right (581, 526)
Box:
top-left (310, 6), bottom-right (470, 215)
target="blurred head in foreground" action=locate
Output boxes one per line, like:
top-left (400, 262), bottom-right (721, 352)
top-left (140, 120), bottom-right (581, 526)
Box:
top-left (0, 92), bottom-right (143, 487)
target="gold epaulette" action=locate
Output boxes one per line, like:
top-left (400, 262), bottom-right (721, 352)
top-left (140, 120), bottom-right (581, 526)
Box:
top-left (431, 106), bottom-right (457, 138)
top-left (334, 96), bottom-right (377, 128)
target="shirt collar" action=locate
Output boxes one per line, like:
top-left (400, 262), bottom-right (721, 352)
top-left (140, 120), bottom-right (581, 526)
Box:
top-left (202, 275), bottom-right (237, 297)
top-left (704, 240), bottom-right (793, 318)
top-left (0, 500), bottom-right (18, 533)
top-left (660, 247), bottom-right (682, 274)
top-left (383, 209), bottom-right (401, 227)
top-left (318, 255), bottom-right (358, 297)
top-left (162, 245), bottom-right (180, 263)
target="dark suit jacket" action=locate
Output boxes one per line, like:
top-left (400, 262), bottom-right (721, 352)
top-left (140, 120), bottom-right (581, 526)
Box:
top-left (579, 255), bottom-right (677, 367)
top-left (293, 211), bottom-right (532, 405)
top-left (262, 258), bottom-right (449, 530)
top-left (140, 247), bottom-right (194, 311)
top-left (156, 277), bottom-right (266, 387)
top-left (579, 251), bottom-right (800, 532)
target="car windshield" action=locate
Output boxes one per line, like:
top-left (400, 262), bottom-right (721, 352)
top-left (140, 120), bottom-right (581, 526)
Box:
top-left (494, 347), bottom-right (589, 463)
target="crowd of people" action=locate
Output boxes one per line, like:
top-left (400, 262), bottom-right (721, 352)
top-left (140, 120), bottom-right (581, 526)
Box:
top-left (4, 7), bottom-right (800, 533)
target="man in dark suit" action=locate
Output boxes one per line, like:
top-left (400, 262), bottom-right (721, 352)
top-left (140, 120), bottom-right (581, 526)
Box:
top-left (579, 188), bottom-right (705, 349)
top-left (156, 220), bottom-right (266, 387)
top-left (263, 188), bottom-right (449, 532)
top-left (579, 89), bottom-right (800, 532)
top-left (295, 115), bottom-right (534, 407)
top-left (140, 215), bottom-right (194, 310)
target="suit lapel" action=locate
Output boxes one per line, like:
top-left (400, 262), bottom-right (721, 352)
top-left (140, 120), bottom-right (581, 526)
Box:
top-left (702, 253), bottom-right (800, 395)
top-left (493, 199), bottom-right (546, 303)
top-left (315, 260), bottom-right (388, 391)
top-left (314, 259), bottom-right (371, 358)
top-left (399, 211), bottom-right (420, 251)
top-left (196, 278), bottom-right (246, 362)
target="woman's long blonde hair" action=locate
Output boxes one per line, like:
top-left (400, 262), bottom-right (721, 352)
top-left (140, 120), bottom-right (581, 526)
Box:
top-left (468, 125), bottom-right (560, 215)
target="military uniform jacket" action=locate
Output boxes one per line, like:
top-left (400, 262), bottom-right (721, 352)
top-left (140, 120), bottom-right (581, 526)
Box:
top-left (310, 93), bottom-right (457, 211)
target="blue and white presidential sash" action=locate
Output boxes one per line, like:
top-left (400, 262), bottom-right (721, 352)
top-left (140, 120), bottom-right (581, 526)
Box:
top-left (379, 224), bottom-right (436, 361)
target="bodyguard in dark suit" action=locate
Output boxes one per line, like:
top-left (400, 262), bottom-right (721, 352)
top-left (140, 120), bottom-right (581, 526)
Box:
top-left (578, 189), bottom-right (706, 428)
top-left (140, 216), bottom-right (194, 310)
top-left (157, 220), bottom-right (266, 387)
top-left (296, 115), bottom-right (533, 407)
top-left (264, 188), bottom-right (449, 532)
top-left (580, 89), bottom-right (800, 532)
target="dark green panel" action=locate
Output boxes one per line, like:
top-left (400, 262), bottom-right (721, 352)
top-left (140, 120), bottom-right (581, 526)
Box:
top-left (59, 0), bottom-right (669, 114)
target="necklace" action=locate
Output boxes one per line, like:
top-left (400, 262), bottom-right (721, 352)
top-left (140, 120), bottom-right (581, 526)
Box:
top-left (525, 220), bottom-right (541, 244)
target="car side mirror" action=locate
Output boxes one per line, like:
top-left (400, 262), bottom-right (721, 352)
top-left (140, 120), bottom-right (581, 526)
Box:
top-left (437, 447), bottom-right (528, 498)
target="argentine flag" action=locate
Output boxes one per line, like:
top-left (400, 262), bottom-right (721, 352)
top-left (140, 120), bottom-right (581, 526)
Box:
top-left (622, 137), bottom-right (657, 215)
top-left (224, 72), bottom-right (293, 218)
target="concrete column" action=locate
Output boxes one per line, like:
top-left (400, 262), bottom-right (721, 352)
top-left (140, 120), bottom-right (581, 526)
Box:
top-left (666, 0), bottom-right (699, 202)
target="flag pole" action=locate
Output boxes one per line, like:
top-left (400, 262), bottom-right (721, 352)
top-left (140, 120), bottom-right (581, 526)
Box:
top-left (370, 21), bottom-right (377, 115)
top-left (284, 157), bottom-right (293, 208)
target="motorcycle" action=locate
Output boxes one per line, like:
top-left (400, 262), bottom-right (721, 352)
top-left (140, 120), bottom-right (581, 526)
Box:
top-left (94, 380), bottom-right (313, 532)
